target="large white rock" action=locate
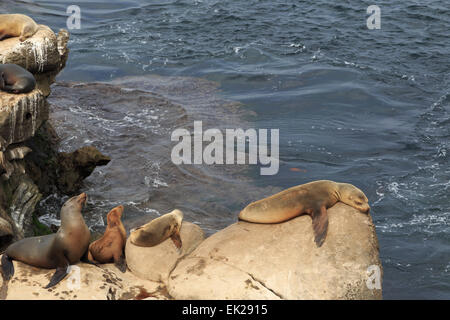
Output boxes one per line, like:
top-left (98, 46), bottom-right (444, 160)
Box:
top-left (168, 203), bottom-right (383, 300)
top-left (125, 221), bottom-right (205, 284)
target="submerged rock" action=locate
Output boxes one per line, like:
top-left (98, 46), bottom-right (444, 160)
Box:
top-left (168, 203), bottom-right (383, 300)
top-left (125, 221), bottom-right (205, 284)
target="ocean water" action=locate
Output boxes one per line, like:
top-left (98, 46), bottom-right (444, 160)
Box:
top-left (1, 0), bottom-right (449, 299)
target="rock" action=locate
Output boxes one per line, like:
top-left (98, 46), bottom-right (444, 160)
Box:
top-left (0, 24), bottom-right (69, 180)
top-left (57, 146), bottom-right (111, 194)
top-left (0, 215), bottom-right (14, 250)
top-left (0, 91), bottom-right (48, 148)
top-left (0, 259), bottom-right (169, 300)
top-left (125, 221), bottom-right (205, 284)
top-left (168, 203), bottom-right (383, 300)
top-left (9, 178), bottom-right (42, 238)
top-left (0, 26), bottom-right (69, 75)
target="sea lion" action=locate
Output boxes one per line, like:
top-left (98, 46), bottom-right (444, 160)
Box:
top-left (238, 180), bottom-right (370, 247)
top-left (0, 64), bottom-right (36, 94)
top-left (129, 209), bottom-right (183, 249)
top-left (87, 205), bottom-right (127, 272)
top-left (1, 193), bottom-right (91, 288)
top-left (0, 14), bottom-right (39, 42)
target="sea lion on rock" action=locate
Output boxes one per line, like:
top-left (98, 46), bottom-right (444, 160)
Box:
top-left (0, 64), bottom-right (36, 94)
top-left (129, 209), bottom-right (183, 249)
top-left (1, 193), bottom-right (91, 288)
top-left (0, 14), bottom-right (39, 41)
top-left (238, 180), bottom-right (370, 247)
top-left (87, 205), bottom-right (127, 272)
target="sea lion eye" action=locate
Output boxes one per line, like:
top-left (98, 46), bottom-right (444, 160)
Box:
top-left (354, 201), bottom-right (363, 206)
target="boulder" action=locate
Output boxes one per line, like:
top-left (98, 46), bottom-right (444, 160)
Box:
top-left (125, 221), bottom-right (205, 284)
top-left (57, 146), bottom-right (111, 194)
top-left (0, 259), bottom-right (169, 300)
top-left (0, 25), bottom-right (69, 76)
top-left (168, 203), bottom-right (383, 300)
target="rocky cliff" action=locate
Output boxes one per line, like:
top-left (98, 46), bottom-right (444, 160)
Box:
top-left (0, 25), bottom-right (109, 248)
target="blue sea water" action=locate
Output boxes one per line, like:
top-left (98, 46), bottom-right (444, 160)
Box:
top-left (1, 0), bottom-right (449, 299)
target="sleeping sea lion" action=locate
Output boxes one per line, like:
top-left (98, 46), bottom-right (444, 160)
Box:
top-left (238, 180), bottom-right (370, 247)
top-left (1, 193), bottom-right (91, 288)
top-left (87, 205), bottom-right (127, 272)
top-left (0, 14), bottom-right (39, 41)
top-left (129, 209), bottom-right (183, 249)
top-left (0, 64), bottom-right (36, 94)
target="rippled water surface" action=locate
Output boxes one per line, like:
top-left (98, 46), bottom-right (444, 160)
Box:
top-left (1, 0), bottom-right (449, 299)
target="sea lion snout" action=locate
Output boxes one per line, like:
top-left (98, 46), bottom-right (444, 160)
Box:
top-left (115, 205), bottom-right (124, 217)
top-left (77, 192), bottom-right (87, 205)
top-left (361, 205), bottom-right (370, 214)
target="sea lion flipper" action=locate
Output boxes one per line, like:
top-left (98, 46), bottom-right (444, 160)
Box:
top-left (114, 254), bottom-right (127, 273)
top-left (81, 249), bottom-right (99, 266)
top-left (170, 231), bottom-right (182, 250)
top-left (44, 266), bottom-right (69, 289)
top-left (311, 206), bottom-right (329, 247)
top-left (1, 254), bottom-right (14, 281)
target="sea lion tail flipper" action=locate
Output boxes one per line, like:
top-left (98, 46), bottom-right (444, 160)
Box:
top-left (1, 254), bottom-right (15, 280)
top-left (311, 206), bottom-right (329, 247)
top-left (170, 231), bottom-right (182, 251)
top-left (44, 266), bottom-right (69, 289)
top-left (114, 254), bottom-right (127, 273)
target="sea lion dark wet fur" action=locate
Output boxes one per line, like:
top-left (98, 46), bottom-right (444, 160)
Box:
top-left (239, 180), bottom-right (370, 247)
top-left (0, 64), bottom-right (36, 94)
top-left (1, 193), bottom-right (90, 288)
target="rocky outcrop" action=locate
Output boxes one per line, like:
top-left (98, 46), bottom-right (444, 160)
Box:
top-left (0, 26), bottom-right (69, 96)
top-left (125, 221), bottom-right (205, 283)
top-left (167, 203), bottom-right (383, 300)
top-left (0, 260), bottom-right (169, 300)
top-left (0, 204), bottom-right (382, 300)
top-left (0, 24), bottom-right (109, 243)
top-left (57, 146), bottom-right (111, 194)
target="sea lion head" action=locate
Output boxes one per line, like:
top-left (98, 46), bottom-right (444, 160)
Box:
top-left (337, 183), bottom-right (370, 213)
top-left (107, 205), bottom-right (124, 227)
top-left (61, 192), bottom-right (88, 215)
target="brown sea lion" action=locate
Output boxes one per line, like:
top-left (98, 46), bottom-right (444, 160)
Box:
top-left (238, 180), bottom-right (370, 247)
top-left (0, 64), bottom-right (36, 94)
top-left (87, 205), bottom-right (127, 272)
top-left (129, 209), bottom-right (183, 249)
top-left (1, 193), bottom-right (91, 288)
top-left (0, 14), bottom-right (38, 41)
